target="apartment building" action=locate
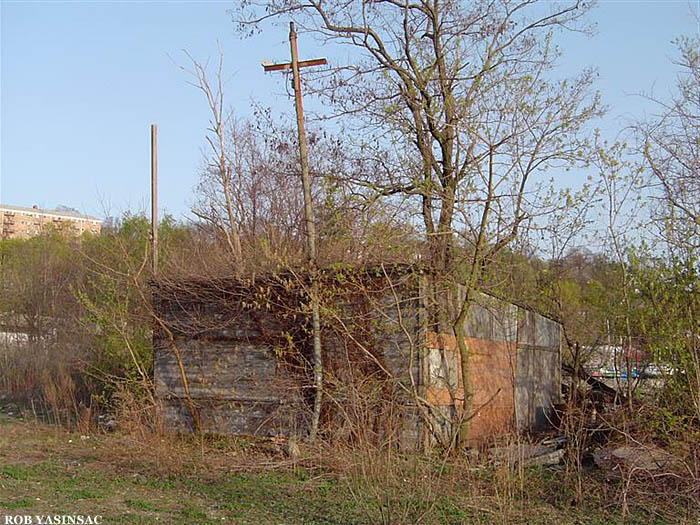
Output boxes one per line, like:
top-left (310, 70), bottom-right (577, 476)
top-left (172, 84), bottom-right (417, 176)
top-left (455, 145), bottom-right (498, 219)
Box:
top-left (0, 204), bottom-right (101, 240)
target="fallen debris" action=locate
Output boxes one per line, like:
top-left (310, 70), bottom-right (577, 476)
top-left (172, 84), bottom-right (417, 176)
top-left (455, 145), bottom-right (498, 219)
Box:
top-left (523, 448), bottom-right (565, 467)
top-left (97, 414), bottom-right (117, 431)
top-left (489, 439), bottom-right (566, 467)
top-left (593, 445), bottom-right (681, 475)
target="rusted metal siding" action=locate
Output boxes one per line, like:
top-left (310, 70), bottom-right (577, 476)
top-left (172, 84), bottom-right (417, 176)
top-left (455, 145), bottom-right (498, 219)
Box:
top-left (515, 311), bottom-right (562, 431)
top-left (466, 338), bottom-right (517, 440)
top-left (425, 333), bottom-right (517, 443)
top-left (422, 293), bottom-right (560, 444)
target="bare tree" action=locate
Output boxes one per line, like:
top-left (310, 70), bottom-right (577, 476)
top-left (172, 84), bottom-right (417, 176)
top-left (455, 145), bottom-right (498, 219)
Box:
top-left (236, 0), bottom-right (603, 444)
top-left (180, 52), bottom-right (243, 265)
top-left (637, 30), bottom-right (699, 255)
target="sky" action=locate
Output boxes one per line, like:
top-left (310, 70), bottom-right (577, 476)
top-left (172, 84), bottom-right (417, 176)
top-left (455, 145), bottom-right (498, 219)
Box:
top-left (1, 0), bottom-right (698, 221)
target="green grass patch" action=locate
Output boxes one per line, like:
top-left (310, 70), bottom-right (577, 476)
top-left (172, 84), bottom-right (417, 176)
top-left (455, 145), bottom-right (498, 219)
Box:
top-left (105, 514), bottom-right (155, 524)
top-left (1, 465), bottom-right (29, 480)
top-left (179, 502), bottom-right (207, 520)
top-left (66, 488), bottom-right (101, 500)
top-left (0, 498), bottom-right (34, 509)
top-left (125, 498), bottom-right (158, 512)
top-left (0, 418), bottom-right (694, 524)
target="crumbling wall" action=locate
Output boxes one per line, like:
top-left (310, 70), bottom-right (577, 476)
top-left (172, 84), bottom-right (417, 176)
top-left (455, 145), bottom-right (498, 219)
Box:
top-left (153, 278), bottom-right (307, 437)
top-left (155, 338), bottom-right (305, 436)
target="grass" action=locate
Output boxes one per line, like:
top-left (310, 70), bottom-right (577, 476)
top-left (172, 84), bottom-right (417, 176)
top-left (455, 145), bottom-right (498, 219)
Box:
top-left (0, 413), bottom-right (369, 524)
top-left (0, 499), bottom-right (34, 510)
top-left (125, 499), bottom-right (158, 512)
top-left (0, 412), bottom-right (695, 524)
top-left (1, 465), bottom-right (29, 480)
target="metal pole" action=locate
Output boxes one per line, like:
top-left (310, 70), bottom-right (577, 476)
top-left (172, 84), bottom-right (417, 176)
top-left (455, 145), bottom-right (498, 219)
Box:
top-left (151, 124), bottom-right (158, 275)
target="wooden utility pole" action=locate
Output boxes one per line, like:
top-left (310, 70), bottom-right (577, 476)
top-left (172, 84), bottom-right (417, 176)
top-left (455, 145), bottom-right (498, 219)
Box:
top-left (150, 124), bottom-right (158, 275)
top-left (263, 23), bottom-right (327, 441)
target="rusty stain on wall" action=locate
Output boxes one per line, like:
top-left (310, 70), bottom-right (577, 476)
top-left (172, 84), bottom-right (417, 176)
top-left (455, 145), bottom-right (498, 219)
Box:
top-left (425, 333), bottom-right (516, 441)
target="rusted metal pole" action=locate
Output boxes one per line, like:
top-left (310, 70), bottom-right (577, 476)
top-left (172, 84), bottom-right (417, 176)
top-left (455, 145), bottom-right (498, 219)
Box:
top-left (289, 22), bottom-right (323, 441)
top-left (151, 123), bottom-right (158, 275)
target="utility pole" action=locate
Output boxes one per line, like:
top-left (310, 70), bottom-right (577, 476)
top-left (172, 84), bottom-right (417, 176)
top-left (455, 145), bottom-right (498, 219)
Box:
top-left (263, 22), bottom-right (327, 441)
top-left (150, 124), bottom-right (158, 275)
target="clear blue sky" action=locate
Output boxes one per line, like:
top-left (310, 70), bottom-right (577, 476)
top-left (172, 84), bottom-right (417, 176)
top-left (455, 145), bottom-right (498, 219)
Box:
top-left (1, 1), bottom-right (697, 220)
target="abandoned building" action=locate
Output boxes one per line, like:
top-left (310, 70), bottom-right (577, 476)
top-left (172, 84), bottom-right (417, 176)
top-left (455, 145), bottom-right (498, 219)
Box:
top-left (152, 265), bottom-right (561, 448)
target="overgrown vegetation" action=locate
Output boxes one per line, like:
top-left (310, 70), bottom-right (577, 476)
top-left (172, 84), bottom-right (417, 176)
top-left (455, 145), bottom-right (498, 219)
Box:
top-left (1, 1), bottom-right (698, 521)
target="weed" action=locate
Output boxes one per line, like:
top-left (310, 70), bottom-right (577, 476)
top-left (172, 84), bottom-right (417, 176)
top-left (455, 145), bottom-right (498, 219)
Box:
top-left (66, 489), bottom-right (101, 500)
top-left (0, 418), bottom-right (695, 524)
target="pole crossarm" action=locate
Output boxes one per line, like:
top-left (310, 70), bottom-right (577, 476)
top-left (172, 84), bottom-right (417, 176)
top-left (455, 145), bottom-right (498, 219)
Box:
top-left (263, 57), bottom-right (327, 72)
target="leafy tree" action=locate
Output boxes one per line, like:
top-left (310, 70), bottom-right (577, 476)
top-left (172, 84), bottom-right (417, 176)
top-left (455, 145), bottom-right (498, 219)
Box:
top-left (630, 255), bottom-right (699, 426)
top-left (629, 24), bottom-right (700, 427)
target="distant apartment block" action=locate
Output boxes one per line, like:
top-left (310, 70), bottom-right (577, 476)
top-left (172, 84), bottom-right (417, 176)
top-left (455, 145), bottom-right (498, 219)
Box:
top-left (0, 204), bottom-right (101, 240)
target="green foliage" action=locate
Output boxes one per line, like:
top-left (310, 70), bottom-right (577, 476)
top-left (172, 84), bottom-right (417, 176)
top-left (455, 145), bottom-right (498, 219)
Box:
top-left (0, 213), bottom-right (195, 415)
top-left (629, 253), bottom-right (699, 424)
top-left (74, 215), bottom-right (153, 406)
